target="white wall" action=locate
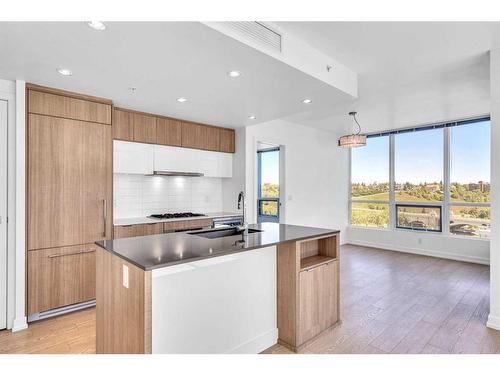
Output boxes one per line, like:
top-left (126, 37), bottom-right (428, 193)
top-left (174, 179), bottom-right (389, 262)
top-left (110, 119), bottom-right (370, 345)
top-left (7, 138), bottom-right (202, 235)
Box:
top-left (114, 175), bottom-right (224, 218)
top-left (487, 48), bottom-right (500, 329)
top-left (243, 119), bottom-right (349, 240)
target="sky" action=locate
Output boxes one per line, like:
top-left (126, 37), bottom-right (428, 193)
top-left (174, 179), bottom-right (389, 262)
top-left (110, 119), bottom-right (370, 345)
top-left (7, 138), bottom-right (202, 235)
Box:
top-left (351, 121), bottom-right (490, 184)
top-left (260, 149), bottom-right (280, 185)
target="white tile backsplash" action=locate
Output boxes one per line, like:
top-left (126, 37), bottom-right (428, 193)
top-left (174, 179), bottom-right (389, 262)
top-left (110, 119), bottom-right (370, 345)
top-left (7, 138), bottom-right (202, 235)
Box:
top-left (114, 174), bottom-right (223, 218)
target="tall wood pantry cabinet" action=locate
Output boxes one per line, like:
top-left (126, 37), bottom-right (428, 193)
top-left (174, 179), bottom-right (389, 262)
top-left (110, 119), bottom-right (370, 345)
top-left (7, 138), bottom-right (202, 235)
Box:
top-left (26, 84), bottom-right (112, 317)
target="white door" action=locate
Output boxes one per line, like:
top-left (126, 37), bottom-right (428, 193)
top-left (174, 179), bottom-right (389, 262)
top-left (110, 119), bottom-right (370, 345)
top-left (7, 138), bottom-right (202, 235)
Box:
top-left (0, 100), bottom-right (7, 330)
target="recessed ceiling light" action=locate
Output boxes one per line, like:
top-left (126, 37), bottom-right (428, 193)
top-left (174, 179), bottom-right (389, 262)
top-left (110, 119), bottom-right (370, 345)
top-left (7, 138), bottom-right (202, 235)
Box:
top-left (177, 97), bottom-right (187, 103)
top-left (57, 68), bottom-right (73, 76)
top-left (248, 115), bottom-right (256, 120)
top-left (228, 71), bottom-right (242, 78)
top-left (87, 21), bottom-right (106, 31)
top-left (301, 98), bottom-right (312, 104)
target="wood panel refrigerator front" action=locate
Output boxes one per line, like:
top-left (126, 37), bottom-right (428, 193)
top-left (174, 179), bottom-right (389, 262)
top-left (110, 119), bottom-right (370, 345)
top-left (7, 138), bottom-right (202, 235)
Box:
top-left (27, 87), bottom-right (112, 315)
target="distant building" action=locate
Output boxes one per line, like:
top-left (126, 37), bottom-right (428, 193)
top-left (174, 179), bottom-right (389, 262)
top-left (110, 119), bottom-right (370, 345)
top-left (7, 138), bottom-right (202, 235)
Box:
top-left (424, 183), bottom-right (440, 192)
top-left (469, 181), bottom-right (490, 192)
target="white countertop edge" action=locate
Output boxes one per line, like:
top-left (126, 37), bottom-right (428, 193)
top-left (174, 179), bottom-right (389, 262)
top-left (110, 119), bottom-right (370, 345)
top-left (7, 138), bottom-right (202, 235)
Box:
top-left (114, 212), bottom-right (242, 226)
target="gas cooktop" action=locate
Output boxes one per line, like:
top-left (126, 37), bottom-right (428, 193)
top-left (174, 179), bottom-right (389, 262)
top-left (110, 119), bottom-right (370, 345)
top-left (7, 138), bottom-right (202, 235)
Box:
top-left (148, 212), bottom-right (206, 219)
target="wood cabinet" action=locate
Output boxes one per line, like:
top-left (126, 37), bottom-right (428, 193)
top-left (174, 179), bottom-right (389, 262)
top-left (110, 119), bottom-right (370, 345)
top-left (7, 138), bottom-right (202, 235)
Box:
top-left (27, 84), bottom-right (112, 315)
top-left (27, 114), bottom-right (112, 250)
top-left (113, 107), bottom-right (134, 141)
top-left (298, 260), bottom-right (338, 345)
top-left (113, 220), bottom-right (213, 239)
top-left (113, 108), bottom-right (157, 144)
top-left (133, 112), bottom-right (157, 144)
top-left (219, 128), bottom-right (235, 153)
top-left (113, 106), bottom-right (235, 153)
top-left (28, 87), bottom-right (111, 124)
top-left (27, 244), bottom-right (97, 315)
top-left (163, 218), bottom-right (213, 232)
top-left (181, 121), bottom-right (220, 151)
top-left (156, 117), bottom-right (182, 147)
top-left (277, 233), bottom-right (340, 352)
top-left (113, 223), bottom-right (163, 239)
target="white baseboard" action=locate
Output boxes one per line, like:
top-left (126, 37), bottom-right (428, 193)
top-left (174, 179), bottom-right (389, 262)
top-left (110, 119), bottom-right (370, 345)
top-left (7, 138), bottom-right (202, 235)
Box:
top-left (346, 240), bottom-right (490, 265)
top-left (12, 316), bottom-right (28, 332)
top-left (227, 328), bottom-right (278, 354)
top-left (487, 314), bottom-right (500, 330)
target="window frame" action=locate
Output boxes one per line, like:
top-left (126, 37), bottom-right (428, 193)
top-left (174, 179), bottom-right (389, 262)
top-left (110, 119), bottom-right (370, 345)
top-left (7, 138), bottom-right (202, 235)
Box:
top-left (349, 116), bottom-right (491, 238)
top-left (257, 147), bottom-right (280, 223)
top-left (395, 204), bottom-right (443, 232)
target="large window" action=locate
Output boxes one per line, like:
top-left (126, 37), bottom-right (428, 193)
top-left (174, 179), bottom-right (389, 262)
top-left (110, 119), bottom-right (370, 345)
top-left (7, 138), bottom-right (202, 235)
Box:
top-left (349, 117), bottom-right (490, 238)
top-left (395, 128), bottom-right (443, 202)
top-left (449, 120), bottom-right (490, 237)
top-left (350, 135), bottom-right (389, 228)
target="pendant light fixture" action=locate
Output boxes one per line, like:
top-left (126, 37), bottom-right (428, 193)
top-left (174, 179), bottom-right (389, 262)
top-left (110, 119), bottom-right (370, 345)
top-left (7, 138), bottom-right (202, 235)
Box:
top-left (338, 111), bottom-right (367, 148)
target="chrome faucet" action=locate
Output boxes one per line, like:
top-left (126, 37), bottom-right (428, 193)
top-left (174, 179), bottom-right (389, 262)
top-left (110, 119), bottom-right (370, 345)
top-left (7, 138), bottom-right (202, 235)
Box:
top-left (237, 191), bottom-right (248, 232)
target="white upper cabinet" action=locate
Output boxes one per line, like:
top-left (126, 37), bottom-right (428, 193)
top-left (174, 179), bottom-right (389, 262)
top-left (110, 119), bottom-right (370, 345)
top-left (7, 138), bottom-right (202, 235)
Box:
top-left (153, 144), bottom-right (232, 178)
top-left (114, 140), bottom-right (154, 174)
top-left (218, 152), bottom-right (233, 178)
top-left (114, 141), bottom-right (232, 178)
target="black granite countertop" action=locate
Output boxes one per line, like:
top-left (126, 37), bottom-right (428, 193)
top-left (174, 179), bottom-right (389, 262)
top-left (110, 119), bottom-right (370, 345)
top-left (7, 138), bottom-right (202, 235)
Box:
top-left (95, 223), bottom-right (339, 270)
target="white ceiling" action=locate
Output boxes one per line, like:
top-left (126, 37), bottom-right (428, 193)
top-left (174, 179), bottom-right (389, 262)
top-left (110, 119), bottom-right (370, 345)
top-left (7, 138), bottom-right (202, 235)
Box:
top-left (0, 22), bottom-right (351, 129)
top-left (277, 22), bottom-right (497, 132)
top-left (1, 22), bottom-right (499, 133)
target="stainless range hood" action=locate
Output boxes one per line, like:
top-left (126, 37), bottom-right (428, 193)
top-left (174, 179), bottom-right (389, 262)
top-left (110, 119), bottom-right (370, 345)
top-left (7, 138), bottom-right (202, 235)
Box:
top-left (150, 171), bottom-right (205, 177)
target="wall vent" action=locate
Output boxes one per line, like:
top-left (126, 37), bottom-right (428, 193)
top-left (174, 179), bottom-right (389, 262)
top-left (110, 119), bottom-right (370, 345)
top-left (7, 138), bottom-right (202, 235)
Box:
top-left (221, 22), bottom-right (282, 53)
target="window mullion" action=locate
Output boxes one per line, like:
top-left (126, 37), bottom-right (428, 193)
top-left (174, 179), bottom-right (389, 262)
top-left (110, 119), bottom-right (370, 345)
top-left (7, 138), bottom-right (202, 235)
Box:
top-left (389, 133), bottom-right (396, 229)
top-left (443, 127), bottom-right (451, 235)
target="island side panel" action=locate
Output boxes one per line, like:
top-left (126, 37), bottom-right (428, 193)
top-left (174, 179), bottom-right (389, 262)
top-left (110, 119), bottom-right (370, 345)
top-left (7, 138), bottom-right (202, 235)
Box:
top-left (276, 241), bottom-right (299, 350)
top-left (96, 248), bottom-right (152, 353)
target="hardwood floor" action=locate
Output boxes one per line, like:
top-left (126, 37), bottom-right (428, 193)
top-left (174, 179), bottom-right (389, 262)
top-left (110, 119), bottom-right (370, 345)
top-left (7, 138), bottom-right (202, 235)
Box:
top-left (1, 244), bottom-right (500, 354)
top-left (0, 308), bottom-right (95, 354)
top-left (265, 244), bottom-right (500, 354)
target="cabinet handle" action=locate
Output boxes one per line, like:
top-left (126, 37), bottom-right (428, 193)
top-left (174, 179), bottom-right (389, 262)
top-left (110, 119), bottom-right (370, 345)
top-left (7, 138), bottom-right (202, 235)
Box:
top-left (48, 249), bottom-right (96, 259)
top-left (306, 260), bottom-right (335, 272)
top-left (102, 199), bottom-right (107, 238)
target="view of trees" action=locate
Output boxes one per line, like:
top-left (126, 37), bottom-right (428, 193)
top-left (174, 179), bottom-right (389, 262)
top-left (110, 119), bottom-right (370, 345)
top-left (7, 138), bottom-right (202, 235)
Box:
top-left (260, 183), bottom-right (279, 216)
top-left (261, 183), bottom-right (279, 197)
top-left (351, 182), bottom-right (491, 234)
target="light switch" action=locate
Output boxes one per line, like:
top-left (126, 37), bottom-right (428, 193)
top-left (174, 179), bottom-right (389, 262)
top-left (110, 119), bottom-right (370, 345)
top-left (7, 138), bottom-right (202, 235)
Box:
top-left (123, 265), bottom-right (129, 288)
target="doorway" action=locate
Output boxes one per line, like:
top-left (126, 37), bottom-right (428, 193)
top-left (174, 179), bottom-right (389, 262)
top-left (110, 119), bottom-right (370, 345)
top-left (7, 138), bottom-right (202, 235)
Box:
top-left (0, 99), bottom-right (7, 330)
top-left (257, 143), bottom-right (280, 223)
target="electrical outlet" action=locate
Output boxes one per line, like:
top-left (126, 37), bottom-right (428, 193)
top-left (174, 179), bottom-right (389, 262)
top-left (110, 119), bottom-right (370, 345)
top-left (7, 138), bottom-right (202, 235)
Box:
top-left (123, 265), bottom-right (129, 288)
top-left (418, 238), bottom-right (422, 245)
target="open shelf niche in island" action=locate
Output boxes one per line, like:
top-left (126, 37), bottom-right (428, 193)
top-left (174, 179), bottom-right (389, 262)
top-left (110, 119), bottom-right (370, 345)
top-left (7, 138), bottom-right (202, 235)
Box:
top-left (299, 235), bottom-right (337, 271)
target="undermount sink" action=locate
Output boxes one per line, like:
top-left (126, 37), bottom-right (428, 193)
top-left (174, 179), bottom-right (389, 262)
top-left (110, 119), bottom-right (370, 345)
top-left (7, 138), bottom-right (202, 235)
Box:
top-left (189, 227), bottom-right (263, 239)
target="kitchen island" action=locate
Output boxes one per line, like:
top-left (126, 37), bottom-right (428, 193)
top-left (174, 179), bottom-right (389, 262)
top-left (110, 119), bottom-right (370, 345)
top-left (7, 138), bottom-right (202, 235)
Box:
top-left (95, 223), bottom-right (340, 353)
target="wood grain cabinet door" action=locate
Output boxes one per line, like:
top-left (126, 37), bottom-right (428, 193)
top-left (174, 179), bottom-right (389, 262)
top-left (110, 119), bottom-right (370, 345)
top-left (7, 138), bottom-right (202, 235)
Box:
top-left (27, 245), bottom-right (97, 314)
top-left (28, 114), bottom-right (112, 250)
top-left (181, 122), bottom-right (220, 151)
top-left (133, 113), bottom-right (156, 144)
top-left (82, 122), bottom-right (113, 242)
top-left (298, 261), bottom-right (338, 346)
top-left (156, 117), bottom-right (182, 146)
top-left (28, 114), bottom-right (85, 250)
top-left (113, 108), bottom-right (134, 141)
top-left (219, 128), bottom-right (235, 153)
top-left (113, 223), bottom-right (163, 239)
